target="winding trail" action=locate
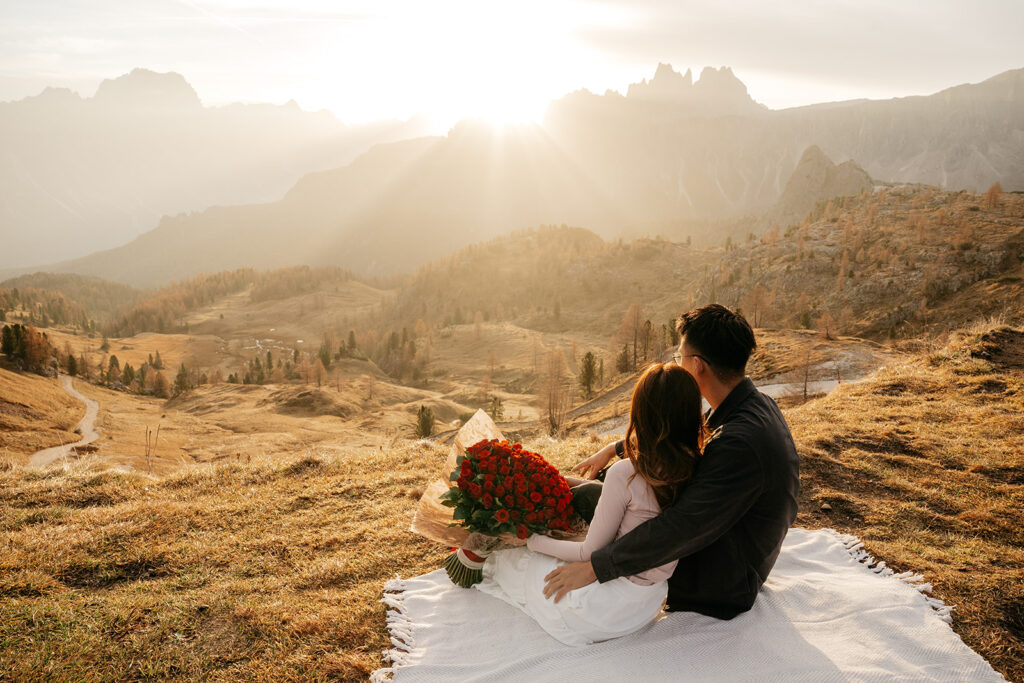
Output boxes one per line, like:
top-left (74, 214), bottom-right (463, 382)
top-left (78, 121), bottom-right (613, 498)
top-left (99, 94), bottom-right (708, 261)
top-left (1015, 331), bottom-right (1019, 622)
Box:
top-left (28, 374), bottom-right (100, 468)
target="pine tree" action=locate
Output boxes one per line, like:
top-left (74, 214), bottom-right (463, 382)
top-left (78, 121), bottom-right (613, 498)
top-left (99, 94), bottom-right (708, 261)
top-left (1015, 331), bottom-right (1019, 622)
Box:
top-left (153, 350), bottom-right (164, 370)
top-left (173, 363), bottom-right (190, 395)
top-left (0, 325), bottom-right (13, 356)
top-left (615, 344), bottom-right (631, 373)
top-left (318, 338), bottom-right (333, 370)
top-left (415, 405), bottom-right (435, 438)
top-left (578, 351), bottom-right (598, 400)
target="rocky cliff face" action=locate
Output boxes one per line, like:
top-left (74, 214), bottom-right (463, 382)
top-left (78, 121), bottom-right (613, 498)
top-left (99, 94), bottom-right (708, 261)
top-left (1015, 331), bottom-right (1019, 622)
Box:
top-left (763, 146), bottom-right (874, 229)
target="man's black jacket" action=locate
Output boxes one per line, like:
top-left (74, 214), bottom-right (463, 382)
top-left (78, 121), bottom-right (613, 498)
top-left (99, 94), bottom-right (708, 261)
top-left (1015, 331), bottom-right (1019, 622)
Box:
top-left (590, 378), bottom-right (800, 619)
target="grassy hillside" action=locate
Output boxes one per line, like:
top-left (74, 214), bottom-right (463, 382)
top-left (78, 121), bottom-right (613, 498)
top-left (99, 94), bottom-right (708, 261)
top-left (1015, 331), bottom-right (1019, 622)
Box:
top-left (0, 363), bottom-right (84, 461)
top-left (2, 324), bottom-right (1021, 680)
top-left (791, 323), bottom-right (1024, 678)
top-left (1, 273), bottom-right (142, 327)
top-left (716, 185), bottom-right (1024, 339)
top-left (374, 225), bottom-right (716, 339)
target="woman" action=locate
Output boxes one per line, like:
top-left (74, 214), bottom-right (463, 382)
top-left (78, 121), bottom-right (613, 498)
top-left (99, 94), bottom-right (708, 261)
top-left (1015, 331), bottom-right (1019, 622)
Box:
top-left (474, 362), bottom-right (707, 646)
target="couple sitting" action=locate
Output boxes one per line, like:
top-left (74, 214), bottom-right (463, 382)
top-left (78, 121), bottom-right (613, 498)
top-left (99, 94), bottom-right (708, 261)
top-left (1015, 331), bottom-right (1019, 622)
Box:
top-left (473, 304), bottom-right (800, 645)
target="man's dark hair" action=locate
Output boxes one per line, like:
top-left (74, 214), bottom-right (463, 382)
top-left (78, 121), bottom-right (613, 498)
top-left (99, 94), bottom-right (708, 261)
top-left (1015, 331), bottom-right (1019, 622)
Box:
top-left (676, 304), bottom-right (756, 381)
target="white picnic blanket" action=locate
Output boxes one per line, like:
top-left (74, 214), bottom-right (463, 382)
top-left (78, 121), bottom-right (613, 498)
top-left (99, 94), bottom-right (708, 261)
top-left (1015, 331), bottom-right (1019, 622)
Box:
top-left (371, 528), bottom-right (1004, 682)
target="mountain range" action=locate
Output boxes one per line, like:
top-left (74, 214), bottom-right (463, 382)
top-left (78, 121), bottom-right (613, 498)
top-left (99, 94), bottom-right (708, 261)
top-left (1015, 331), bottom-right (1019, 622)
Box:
top-left (2, 64), bottom-right (1021, 287)
top-left (0, 68), bottom-right (430, 269)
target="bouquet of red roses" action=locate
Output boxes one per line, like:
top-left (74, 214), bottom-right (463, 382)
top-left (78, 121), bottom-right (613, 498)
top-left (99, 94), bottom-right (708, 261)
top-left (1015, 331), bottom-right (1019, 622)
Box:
top-left (439, 438), bottom-right (575, 586)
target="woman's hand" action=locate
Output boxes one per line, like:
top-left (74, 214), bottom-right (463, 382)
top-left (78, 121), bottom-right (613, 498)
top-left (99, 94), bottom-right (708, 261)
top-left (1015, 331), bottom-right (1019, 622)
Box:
top-left (498, 532), bottom-right (529, 547)
top-left (571, 442), bottom-right (616, 480)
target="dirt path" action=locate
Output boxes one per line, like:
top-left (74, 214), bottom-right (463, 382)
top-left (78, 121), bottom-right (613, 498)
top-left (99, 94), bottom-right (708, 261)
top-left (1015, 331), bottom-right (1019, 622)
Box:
top-left (28, 374), bottom-right (100, 468)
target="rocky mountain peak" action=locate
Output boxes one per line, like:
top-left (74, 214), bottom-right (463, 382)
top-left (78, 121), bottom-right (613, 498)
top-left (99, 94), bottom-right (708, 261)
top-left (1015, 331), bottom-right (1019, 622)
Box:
top-left (692, 66), bottom-right (759, 111)
top-left (92, 68), bottom-right (201, 109)
top-left (627, 62), bottom-right (692, 101)
top-left (625, 64), bottom-right (762, 115)
top-left (764, 146), bottom-right (873, 229)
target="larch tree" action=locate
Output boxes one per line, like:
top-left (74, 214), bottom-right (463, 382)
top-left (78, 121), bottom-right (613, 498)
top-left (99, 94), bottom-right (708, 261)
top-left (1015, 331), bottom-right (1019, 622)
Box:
top-left (616, 303), bottom-right (645, 371)
top-left (984, 182), bottom-right (1003, 209)
top-left (153, 371), bottom-right (170, 398)
top-left (540, 349), bottom-right (570, 436)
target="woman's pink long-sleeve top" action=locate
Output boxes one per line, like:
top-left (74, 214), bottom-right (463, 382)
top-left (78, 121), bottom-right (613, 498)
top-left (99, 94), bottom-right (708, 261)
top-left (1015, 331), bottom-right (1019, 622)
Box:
top-left (526, 459), bottom-right (678, 585)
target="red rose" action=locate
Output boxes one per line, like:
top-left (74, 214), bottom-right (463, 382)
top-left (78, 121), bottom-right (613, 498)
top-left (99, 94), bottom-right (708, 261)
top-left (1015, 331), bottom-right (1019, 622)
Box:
top-left (509, 510), bottom-right (521, 521)
top-left (494, 509), bottom-right (510, 523)
top-left (482, 493), bottom-right (494, 508)
top-left (525, 512), bottom-right (538, 523)
top-left (504, 495), bottom-right (515, 507)
top-left (516, 524), bottom-right (529, 539)
top-left (545, 497), bottom-right (555, 507)
top-left (495, 485), bottom-right (505, 497)
top-left (469, 483), bottom-right (482, 497)
top-left (530, 491), bottom-right (542, 503)
top-left (483, 480), bottom-right (494, 492)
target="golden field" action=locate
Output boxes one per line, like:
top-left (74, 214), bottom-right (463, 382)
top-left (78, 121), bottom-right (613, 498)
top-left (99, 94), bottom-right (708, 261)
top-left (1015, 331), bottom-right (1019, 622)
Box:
top-left (1, 324), bottom-right (1021, 680)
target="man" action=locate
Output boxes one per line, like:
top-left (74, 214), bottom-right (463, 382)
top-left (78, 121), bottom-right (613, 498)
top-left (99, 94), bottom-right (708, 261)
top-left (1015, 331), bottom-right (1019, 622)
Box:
top-left (543, 304), bottom-right (799, 619)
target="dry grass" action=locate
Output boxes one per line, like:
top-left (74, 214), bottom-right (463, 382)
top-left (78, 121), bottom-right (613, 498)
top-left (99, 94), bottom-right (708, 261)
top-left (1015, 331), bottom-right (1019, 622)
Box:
top-left (0, 446), bottom-right (448, 681)
top-left (791, 324), bottom-right (1024, 680)
top-left (1, 326), bottom-right (1021, 680)
top-left (0, 363), bottom-right (84, 463)
top-left (0, 434), bottom-right (601, 681)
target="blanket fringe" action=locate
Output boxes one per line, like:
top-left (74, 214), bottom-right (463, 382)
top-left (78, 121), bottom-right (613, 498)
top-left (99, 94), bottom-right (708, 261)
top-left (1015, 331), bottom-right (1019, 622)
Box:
top-left (832, 530), bottom-right (954, 624)
top-left (370, 575), bottom-right (416, 682)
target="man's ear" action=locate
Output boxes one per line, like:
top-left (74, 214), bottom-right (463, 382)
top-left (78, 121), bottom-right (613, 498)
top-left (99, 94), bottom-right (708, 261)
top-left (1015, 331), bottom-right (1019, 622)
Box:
top-left (691, 355), bottom-right (709, 381)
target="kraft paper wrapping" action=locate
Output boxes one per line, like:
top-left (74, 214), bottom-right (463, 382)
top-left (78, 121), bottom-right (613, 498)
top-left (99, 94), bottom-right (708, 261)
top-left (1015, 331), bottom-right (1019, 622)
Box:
top-left (410, 409), bottom-right (504, 547)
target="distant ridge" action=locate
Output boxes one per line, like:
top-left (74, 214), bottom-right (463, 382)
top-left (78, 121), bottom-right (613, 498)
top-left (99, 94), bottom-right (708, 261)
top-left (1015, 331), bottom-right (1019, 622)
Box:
top-left (5, 65), bottom-right (1023, 287)
top-left (0, 69), bottom-right (432, 270)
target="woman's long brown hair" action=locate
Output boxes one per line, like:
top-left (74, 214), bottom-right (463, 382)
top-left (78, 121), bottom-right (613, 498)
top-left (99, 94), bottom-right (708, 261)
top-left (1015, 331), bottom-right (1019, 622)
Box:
top-left (624, 362), bottom-right (708, 509)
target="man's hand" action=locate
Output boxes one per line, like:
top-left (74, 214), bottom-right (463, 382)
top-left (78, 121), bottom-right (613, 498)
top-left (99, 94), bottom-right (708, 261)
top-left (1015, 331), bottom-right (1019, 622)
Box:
top-left (571, 442), bottom-right (616, 480)
top-left (543, 561), bottom-right (597, 603)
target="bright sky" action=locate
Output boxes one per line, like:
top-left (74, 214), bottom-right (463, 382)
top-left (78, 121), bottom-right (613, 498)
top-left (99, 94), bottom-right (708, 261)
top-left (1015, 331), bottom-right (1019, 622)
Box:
top-left (2, 0), bottom-right (1023, 129)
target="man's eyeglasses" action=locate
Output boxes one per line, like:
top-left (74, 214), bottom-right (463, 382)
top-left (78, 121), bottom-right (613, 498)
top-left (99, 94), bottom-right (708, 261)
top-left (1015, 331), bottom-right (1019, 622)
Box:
top-left (673, 351), bottom-right (708, 365)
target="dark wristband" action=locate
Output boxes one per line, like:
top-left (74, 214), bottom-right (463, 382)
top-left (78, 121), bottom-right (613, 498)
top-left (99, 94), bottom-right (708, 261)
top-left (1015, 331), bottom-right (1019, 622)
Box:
top-left (614, 440), bottom-right (625, 458)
